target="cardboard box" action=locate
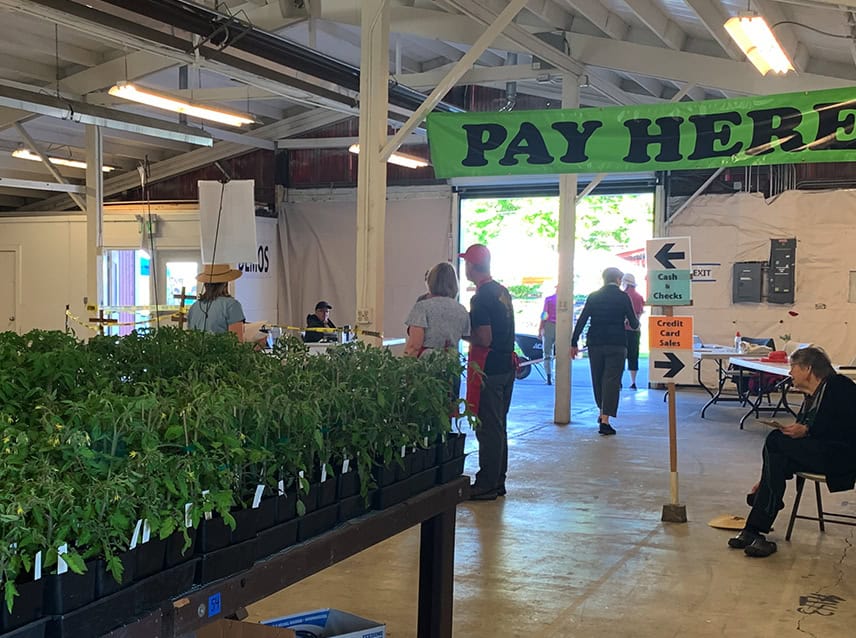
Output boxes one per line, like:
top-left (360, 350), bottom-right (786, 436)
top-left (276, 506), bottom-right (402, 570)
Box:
top-left (197, 618), bottom-right (296, 638)
top-left (262, 608), bottom-right (386, 638)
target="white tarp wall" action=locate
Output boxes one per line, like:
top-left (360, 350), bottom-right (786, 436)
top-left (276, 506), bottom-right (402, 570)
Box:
top-left (669, 189), bottom-right (856, 363)
top-left (0, 206), bottom-right (279, 333)
top-left (278, 186), bottom-right (454, 339)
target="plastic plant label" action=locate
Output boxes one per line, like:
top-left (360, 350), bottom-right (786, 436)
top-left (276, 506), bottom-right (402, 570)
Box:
top-left (277, 479), bottom-right (285, 496)
top-left (34, 551), bottom-right (42, 580)
top-left (342, 458), bottom-right (350, 474)
top-left (424, 436), bottom-right (429, 447)
top-left (252, 484), bottom-right (265, 509)
top-left (202, 490), bottom-right (212, 520)
top-left (142, 520), bottom-right (151, 543)
top-left (57, 544), bottom-right (68, 575)
top-left (185, 503), bottom-right (193, 528)
top-left (401, 445), bottom-right (406, 458)
top-left (130, 519), bottom-right (143, 549)
top-left (320, 463), bottom-right (327, 483)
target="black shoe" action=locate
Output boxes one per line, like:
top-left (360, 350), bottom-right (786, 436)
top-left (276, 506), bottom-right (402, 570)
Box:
top-left (599, 422), bottom-right (617, 435)
top-left (630, 384), bottom-right (637, 390)
top-left (746, 492), bottom-right (756, 507)
top-left (470, 488), bottom-right (498, 501)
top-left (546, 378), bottom-right (552, 386)
top-left (497, 486), bottom-right (506, 497)
top-left (728, 529), bottom-right (761, 549)
top-left (744, 537), bottom-right (777, 558)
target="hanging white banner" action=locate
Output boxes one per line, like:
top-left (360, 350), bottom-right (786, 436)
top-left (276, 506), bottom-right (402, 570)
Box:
top-left (198, 180), bottom-right (257, 265)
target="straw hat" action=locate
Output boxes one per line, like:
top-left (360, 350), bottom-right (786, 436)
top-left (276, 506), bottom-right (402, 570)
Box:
top-left (708, 514), bottom-right (746, 530)
top-left (196, 263), bottom-right (242, 283)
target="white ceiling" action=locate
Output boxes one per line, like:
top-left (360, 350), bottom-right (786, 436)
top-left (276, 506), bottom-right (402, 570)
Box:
top-left (0, 0), bottom-right (854, 210)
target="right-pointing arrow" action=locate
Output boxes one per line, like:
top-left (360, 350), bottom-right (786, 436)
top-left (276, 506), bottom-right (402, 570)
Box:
top-left (654, 352), bottom-right (685, 378)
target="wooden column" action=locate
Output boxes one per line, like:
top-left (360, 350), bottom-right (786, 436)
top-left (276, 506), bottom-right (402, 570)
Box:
top-left (85, 124), bottom-right (104, 312)
top-left (355, 0), bottom-right (390, 345)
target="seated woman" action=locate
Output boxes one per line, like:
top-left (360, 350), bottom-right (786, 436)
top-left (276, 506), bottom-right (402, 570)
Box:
top-left (729, 346), bottom-right (856, 557)
top-left (404, 262), bottom-right (470, 357)
top-left (187, 264), bottom-right (246, 341)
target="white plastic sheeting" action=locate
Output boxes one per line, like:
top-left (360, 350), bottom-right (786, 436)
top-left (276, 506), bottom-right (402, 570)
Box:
top-left (669, 189), bottom-right (856, 363)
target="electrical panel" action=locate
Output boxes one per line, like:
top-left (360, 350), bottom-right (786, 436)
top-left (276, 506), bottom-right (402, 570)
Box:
top-left (732, 262), bottom-right (763, 303)
top-left (768, 238), bottom-right (796, 304)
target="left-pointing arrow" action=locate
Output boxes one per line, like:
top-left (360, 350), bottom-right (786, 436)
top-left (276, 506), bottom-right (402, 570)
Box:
top-left (654, 352), bottom-right (685, 378)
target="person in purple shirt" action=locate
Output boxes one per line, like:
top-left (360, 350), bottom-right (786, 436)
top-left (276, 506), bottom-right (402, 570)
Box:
top-left (538, 287), bottom-right (557, 385)
top-left (621, 273), bottom-right (645, 390)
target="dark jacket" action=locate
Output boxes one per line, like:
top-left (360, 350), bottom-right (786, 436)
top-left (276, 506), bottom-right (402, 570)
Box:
top-left (803, 373), bottom-right (856, 491)
top-left (571, 283), bottom-right (639, 348)
top-left (305, 313), bottom-right (336, 343)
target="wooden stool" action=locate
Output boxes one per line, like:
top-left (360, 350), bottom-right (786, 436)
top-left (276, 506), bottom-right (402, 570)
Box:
top-left (785, 472), bottom-right (856, 540)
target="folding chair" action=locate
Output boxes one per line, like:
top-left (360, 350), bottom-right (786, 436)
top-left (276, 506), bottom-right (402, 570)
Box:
top-left (785, 472), bottom-right (856, 540)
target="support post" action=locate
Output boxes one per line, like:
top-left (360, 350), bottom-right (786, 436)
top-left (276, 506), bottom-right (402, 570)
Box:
top-left (85, 124), bottom-right (104, 313)
top-left (355, 0), bottom-right (390, 344)
top-left (554, 75), bottom-right (579, 424)
top-left (661, 304), bottom-right (687, 522)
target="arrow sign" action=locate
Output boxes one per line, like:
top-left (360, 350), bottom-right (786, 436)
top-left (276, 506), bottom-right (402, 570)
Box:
top-left (654, 243), bottom-right (685, 269)
top-left (654, 352), bottom-right (685, 377)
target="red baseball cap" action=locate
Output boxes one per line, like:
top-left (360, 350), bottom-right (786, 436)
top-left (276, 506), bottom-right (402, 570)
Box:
top-left (459, 243), bottom-right (491, 266)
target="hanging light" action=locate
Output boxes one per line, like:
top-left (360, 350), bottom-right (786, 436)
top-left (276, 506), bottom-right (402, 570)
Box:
top-left (12, 148), bottom-right (117, 172)
top-left (724, 13), bottom-right (794, 75)
top-left (108, 82), bottom-right (256, 127)
top-left (348, 144), bottom-right (430, 169)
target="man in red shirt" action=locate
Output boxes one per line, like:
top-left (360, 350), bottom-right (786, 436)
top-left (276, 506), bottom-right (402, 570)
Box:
top-left (538, 287), bottom-right (557, 386)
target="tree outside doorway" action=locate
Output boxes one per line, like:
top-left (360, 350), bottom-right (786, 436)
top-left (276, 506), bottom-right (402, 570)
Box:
top-left (459, 193), bottom-right (654, 353)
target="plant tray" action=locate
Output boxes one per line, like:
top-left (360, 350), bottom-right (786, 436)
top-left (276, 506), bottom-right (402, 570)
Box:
top-left (49, 559), bottom-right (198, 638)
top-left (1, 578), bottom-right (44, 633)
top-left (336, 470), bottom-right (360, 500)
top-left (164, 527), bottom-right (199, 568)
top-left (254, 519), bottom-right (300, 561)
top-left (436, 433), bottom-right (466, 464)
top-left (394, 453), bottom-right (415, 482)
top-left (316, 476), bottom-right (338, 509)
top-left (274, 491), bottom-right (298, 523)
top-left (93, 551), bottom-right (136, 598)
top-left (197, 516), bottom-right (232, 554)
top-left (297, 504), bottom-right (339, 542)
top-left (372, 463), bottom-right (397, 488)
top-left (195, 538), bottom-right (257, 586)
top-left (337, 491), bottom-right (375, 523)
top-left (230, 507), bottom-right (260, 544)
top-left (254, 496), bottom-right (278, 533)
top-left (299, 482), bottom-right (320, 514)
top-left (437, 456), bottom-right (466, 484)
top-left (408, 467), bottom-right (438, 497)
top-left (42, 565), bottom-right (97, 616)
top-left (0, 617), bottom-right (48, 638)
top-left (133, 537), bottom-right (167, 580)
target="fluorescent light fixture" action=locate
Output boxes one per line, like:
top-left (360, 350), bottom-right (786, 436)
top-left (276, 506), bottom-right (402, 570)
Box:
top-left (348, 144), bottom-right (430, 169)
top-left (109, 82), bottom-right (255, 127)
top-left (724, 13), bottom-right (794, 75)
top-left (12, 148), bottom-right (117, 172)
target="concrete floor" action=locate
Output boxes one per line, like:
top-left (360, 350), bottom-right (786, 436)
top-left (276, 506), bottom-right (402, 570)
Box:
top-left (247, 359), bottom-right (856, 636)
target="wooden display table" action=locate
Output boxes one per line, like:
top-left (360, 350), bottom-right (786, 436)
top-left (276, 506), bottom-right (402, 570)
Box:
top-left (103, 477), bottom-right (469, 638)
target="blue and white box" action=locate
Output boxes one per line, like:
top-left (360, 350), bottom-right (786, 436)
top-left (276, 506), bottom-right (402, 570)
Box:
top-left (263, 608), bottom-right (385, 638)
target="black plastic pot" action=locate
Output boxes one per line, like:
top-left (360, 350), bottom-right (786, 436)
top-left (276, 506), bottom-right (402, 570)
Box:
top-left (410, 447), bottom-right (427, 474)
top-left (1, 577), bottom-right (44, 632)
top-left (132, 559), bottom-right (197, 616)
top-left (93, 550), bottom-right (136, 597)
top-left (196, 515), bottom-right (232, 554)
top-left (296, 504), bottom-right (338, 542)
top-left (275, 489), bottom-right (298, 523)
top-left (195, 538), bottom-right (257, 585)
top-left (42, 563), bottom-right (97, 615)
top-left (437, 432), bottom-right (466, 464)
top-left (316, 476), bottom-right (338, 508)
top-left (337, 491), bottom-right (375, 523)
top-left (164, 527), bottom-right (199, 568)
top-left (133, 537), bottom-right (167, 580)
top-left (299, 482), bottom-right (320, 514)
top-left (437, 456), bottom-right (466, 484)
top-left (254, 518), bottom-right (299, 561)
top-left (229, 507), bottom-right (259, 544)
top-left (372, 462), bottom-right (397, 488)
top-left (394, 453), bottom-right (414, 482)
top-left (337, 469), bottom-right (360, 500)
top-left (255, 496), bottom-right (278, 532)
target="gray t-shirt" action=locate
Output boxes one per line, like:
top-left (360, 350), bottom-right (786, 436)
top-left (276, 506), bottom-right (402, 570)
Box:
top-left (405, 296), bottom-right (470, 351)
top-left (187, 296), bottom-right (245, 335)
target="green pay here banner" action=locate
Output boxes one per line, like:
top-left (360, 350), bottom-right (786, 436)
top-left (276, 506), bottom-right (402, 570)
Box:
top-left (426, 87), bottom-right (856, 178)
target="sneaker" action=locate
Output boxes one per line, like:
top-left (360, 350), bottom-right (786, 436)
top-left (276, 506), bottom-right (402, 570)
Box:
top-left (598, 422), bottom-right (617, 435)
top-left (630, 384), bottom-right (638, 390)
top-left (744, 537), bottom-right (777, 558)
top-left (728, 529), bottom-right (760, 549)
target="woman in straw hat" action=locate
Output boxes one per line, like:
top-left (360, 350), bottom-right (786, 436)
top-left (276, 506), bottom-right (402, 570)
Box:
top-left (187, 263), bottom-right (246, 340)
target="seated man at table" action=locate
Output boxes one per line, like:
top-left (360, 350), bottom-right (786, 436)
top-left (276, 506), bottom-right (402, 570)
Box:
top-left (305, 300), bottom-right (337, 343)
top-left (729, 346), bottom-right (856, 557)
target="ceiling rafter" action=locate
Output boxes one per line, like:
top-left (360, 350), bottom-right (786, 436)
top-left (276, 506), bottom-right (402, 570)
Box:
top-left (622, 0), bottom-right (686, 50)
top-left (26, 108), bottom-right (349, 212)
top-left (555, 0), bottom-right (629, 41)
top-left (683, 0), bottom-right (744, 60)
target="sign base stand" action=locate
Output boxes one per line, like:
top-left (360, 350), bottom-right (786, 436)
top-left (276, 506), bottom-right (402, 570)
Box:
top-left (661, 503), bottom-right (688, 523)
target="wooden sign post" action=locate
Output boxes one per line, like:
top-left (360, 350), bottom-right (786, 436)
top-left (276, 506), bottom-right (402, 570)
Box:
top-left (172, 286), bottom-right (194, 330)
top-left (88, 309), bottom-right (118, 336)
top-left (646, 237), bottom-right (693, 523)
